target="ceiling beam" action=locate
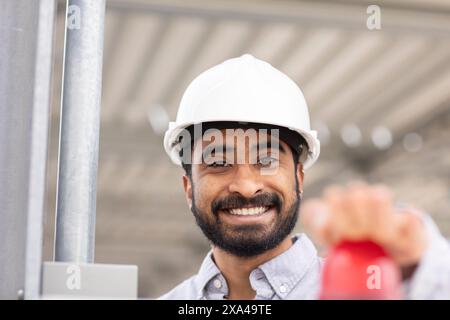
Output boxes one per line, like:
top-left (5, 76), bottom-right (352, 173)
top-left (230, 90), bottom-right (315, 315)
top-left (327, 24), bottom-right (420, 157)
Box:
top-left (107, 0), bottom-right (450, 38)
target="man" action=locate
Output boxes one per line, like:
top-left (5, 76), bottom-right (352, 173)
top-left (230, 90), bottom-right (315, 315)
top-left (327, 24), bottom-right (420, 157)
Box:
top-left (159, 54), bottom-right (450, 299)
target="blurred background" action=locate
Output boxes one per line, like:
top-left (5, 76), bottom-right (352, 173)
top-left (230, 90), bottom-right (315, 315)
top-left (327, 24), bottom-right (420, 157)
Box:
top-left (42, 0), bottom-right (450, 298)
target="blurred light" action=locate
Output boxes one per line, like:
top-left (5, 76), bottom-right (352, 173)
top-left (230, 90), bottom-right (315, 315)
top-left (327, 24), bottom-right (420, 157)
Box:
top-left (403, 133), bottom-right (423, 152)
top-left (314, 121), bottom-right (330, 146)
top-left (147, 104), bottom-right (169, 136)
top-left (341, 124), bottom-right (362, 147)
top-left (371, 126), bottom-right (393, 150)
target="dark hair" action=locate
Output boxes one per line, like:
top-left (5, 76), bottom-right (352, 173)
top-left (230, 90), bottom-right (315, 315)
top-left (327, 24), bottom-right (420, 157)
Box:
top-left (178, 122), bottom-right (307, 177)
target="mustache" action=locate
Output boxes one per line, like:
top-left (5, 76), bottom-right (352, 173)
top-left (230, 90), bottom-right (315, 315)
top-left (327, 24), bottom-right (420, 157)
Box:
top-left (211, 192), bottom-right (282, 215)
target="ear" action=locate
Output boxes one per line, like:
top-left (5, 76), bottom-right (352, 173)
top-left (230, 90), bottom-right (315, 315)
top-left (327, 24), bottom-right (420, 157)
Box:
top-left (296, 162), bottom-right (304, 194)
top-left (182, 175), bottom-right (193, 209)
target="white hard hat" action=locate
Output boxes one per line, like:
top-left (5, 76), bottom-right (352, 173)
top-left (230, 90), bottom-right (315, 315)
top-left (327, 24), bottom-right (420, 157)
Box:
top-left (163, 54), bottom-right (320, 169)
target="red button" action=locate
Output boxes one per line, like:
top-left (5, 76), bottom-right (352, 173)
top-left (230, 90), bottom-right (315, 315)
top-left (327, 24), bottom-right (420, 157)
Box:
top-left (320, 241), bottom-right (403, 299)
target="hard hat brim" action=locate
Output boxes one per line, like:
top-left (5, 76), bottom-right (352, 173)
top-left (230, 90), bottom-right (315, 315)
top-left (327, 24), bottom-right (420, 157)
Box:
top-left (164, 119), bottom-right (320, 170)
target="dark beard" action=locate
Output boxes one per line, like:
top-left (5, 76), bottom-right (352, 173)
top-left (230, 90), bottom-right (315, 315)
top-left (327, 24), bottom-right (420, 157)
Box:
top-left (190, 179), bottom-right (301, 258)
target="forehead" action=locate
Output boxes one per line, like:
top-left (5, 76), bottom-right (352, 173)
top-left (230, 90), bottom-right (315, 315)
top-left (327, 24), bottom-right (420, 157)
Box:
top-left (193, 127), bottom-right (290, 152)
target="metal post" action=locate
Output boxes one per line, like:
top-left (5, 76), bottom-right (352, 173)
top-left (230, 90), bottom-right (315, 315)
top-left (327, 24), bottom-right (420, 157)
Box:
top-left (55, 0), bottom-right (106, 263)
top-left (0, 0), bottom-right (55, 299)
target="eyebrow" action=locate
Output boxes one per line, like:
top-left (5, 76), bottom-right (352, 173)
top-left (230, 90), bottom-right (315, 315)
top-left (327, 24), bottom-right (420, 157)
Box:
top-left (251, 141), bottom-right (286, 154)
top-left (201, 144), bottom-right (230, 156)
top-left (202, 141), bottom-right (286, 156)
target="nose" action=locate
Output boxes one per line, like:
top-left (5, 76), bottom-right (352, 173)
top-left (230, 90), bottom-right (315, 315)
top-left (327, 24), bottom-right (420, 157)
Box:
top-left (228, 164), bottom-right (264, 198)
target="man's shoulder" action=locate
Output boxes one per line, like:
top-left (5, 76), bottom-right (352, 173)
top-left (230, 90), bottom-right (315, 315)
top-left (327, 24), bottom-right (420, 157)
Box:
top-left (158, 274), bottom-right (202, 300)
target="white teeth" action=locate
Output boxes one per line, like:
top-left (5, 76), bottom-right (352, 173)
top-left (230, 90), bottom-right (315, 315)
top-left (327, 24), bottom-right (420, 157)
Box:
top-left (228, 206), bottom-right (269, 216)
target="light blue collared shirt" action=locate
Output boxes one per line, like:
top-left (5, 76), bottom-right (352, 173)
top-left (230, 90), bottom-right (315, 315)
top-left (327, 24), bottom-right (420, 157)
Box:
top-left (159, 214), bottom-right (450, 300)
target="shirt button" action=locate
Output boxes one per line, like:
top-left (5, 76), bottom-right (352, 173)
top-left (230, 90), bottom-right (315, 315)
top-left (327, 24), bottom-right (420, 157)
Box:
top-left (213, 279), bottom-right (222, 289)
top-left (279, 284), bottom-right (288, 293)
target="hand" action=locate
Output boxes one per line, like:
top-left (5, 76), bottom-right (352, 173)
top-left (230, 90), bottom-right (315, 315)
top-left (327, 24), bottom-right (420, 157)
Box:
top-left (301, 182), bottom-right (428, 267)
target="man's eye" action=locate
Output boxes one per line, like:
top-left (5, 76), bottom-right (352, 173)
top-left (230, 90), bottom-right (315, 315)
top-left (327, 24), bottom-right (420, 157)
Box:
top-left (207, 161), bottom-right (231, 168)
top-left (258, 156), bottom-right (278, 166)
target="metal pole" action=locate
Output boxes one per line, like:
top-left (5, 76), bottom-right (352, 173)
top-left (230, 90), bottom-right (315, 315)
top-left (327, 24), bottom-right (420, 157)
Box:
top-left (0, 0), bottom-right (55, 299)
top-left (25, 0), bottom-right (56, 299)
top-left (55, 0), bottom-right (106, 263)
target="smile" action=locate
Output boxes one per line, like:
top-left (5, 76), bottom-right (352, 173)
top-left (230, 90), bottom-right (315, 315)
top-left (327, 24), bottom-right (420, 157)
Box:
top-left (219, 206), bottom-right (276, 224)
top-left (226, 206), bottom-right (271, 216)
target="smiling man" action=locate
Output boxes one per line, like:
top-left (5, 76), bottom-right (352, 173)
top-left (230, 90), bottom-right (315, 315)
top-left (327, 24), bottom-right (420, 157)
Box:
top-left (159, 54), bottom-right (450, 300)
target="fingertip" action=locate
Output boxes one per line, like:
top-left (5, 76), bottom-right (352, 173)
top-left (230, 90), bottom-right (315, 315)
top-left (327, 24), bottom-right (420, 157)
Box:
top-left (371, 184), bottom-right (393, 200)
top-left (347, 180), bottom-right (369, 190)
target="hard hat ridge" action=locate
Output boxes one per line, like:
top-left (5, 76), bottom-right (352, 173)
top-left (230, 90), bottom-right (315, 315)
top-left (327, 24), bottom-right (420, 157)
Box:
top-left (164, 54), bottom-right (320, 169)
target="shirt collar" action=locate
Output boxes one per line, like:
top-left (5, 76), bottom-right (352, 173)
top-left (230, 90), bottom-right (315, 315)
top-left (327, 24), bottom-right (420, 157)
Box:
top-left (193, 233), bottom-right (318, 299)
top-left (194, 250), bottom-right (222, 299)
top-left (258, 233), bottom-right (318, 298)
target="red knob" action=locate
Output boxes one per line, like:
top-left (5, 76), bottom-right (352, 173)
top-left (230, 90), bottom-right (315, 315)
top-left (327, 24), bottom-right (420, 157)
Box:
top-left (320, 241), bottom-right (403, 299)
